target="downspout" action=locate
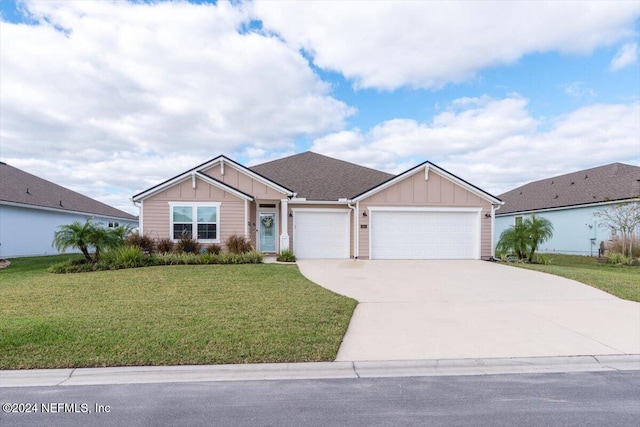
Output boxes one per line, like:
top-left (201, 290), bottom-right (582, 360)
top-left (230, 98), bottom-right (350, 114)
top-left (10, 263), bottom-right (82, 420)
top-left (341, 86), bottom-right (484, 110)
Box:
top-left (244, 199), bottom-right (248, 239)
top-left (491, 203), bottom-right (502, 259)
top-left (130, 198), bottom-right (142, 234)
top-left (348, 202), bottom-right (358, 259)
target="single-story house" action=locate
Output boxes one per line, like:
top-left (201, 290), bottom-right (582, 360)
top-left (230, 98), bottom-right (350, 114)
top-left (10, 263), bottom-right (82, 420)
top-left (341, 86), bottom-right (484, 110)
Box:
top-left (0, 162), bottom-right (139, 258)
top-left (495, 163), bottom-right (640, 256)
top-left (132, 152), bottom-right (502, 259)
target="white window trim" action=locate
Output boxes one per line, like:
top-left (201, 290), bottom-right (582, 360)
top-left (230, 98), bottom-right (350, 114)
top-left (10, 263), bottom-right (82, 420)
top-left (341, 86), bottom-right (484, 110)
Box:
top-left (169, 202), bottom-right (222, 243)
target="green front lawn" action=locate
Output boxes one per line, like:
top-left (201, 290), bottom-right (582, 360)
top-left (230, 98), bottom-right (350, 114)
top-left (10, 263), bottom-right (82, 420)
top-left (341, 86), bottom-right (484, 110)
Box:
top-left (504, 254), bottom-right (640, 302)
top-left (0, 255), bottom-right (357, 370)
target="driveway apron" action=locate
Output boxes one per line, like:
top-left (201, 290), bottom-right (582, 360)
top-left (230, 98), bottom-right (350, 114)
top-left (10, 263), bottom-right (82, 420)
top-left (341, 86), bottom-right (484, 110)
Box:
top-left (297, 260), bottom-right (640, 361)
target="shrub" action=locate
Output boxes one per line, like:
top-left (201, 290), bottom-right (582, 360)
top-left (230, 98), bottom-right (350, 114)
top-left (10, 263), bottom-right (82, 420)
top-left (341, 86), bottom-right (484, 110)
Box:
top-left (111, 246), bottom-right (147, 268)
top-left (200, 253), bottom-right (218, 264)
top-left (49, 249), bottom-right (263, 273)
top-left (176, 253), bottom-right (201, 264)
top-left (175, 233), bottom-right (201, 254)
top-left (156, 238), bottom-right (174, 254)
top-left (48, 259), bottom-right (96, 274)
top-left (608, 239), bottom-right (640, 259)
top-left (277, 249), bottom-right (296, 262)
top-left (241, 250), bottom-right (264, 264)
top-left (206, 244), bottom-right (222, 255)
top-left (606, 252), bottom-right (634, 266)
top-left (225, 234), bottom-right (253, 254)
top-left (126, 233), bottom-right (155, 254)
top-left (532, 254), bottom-right (553, 265)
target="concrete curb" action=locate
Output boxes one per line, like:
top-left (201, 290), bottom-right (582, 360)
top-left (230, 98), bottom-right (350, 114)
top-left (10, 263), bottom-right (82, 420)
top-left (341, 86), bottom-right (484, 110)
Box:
top-left (1, 354), bottom-right (638, 388)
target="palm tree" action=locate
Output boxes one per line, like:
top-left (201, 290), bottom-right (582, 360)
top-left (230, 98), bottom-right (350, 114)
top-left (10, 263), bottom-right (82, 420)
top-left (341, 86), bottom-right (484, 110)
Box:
top-left (52, 220), bottom-right (127, 263)
top-left (52, 220), bottom-right (96, 263)
top-left (496, 214), bottom-right (554, 262)
top-left (523, 214), bottom-right (554, 262)
top-left (496, 223), bottom-right (529, 260)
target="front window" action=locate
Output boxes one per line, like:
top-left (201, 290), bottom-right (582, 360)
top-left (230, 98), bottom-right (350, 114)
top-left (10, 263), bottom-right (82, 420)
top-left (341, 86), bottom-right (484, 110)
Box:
top-left (515, 216), bottom-right (523, 226)
top-left (196, 206), bottom-right (217, 240)
top-left (170, 203), bottom-right (220, 242)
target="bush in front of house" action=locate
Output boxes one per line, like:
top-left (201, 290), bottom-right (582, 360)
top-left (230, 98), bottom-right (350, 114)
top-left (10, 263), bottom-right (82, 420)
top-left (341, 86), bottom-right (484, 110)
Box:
top-left (225, 234), bottom-right (253, 254)
top-left (277, 249), bottom-right (296, 262)
top-left (206, 244), bottom-right (222, 255)
top-left (156, 238), bottom-right (175, 254)
top-left (102, 245), bottom-right (149, 269)
top-left (48, 249), bottom-right (264, 273)
top-left (126, 233), bottom-right (155, 254)
top-left (175, 233), bottom-right (201, 254)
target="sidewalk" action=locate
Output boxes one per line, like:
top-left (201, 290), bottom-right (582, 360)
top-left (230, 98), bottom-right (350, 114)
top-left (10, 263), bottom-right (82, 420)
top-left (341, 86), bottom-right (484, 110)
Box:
top-left (2, 354), bottom-right (638, 388)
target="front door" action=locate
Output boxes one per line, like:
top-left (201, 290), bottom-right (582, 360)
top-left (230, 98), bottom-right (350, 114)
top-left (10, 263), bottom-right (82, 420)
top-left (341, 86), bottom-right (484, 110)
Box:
top-left (258, 212), bottom-right (277, 252)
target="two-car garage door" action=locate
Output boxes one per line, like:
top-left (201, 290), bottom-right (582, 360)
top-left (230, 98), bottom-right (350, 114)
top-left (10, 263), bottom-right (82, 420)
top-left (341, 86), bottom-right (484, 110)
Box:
top-left (370, 209), bottom-right (481, 260)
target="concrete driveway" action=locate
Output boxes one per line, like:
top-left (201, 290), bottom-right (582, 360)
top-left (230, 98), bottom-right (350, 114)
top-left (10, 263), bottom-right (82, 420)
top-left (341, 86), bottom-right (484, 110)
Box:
top-left (297, 260), bottom-right (640, 361)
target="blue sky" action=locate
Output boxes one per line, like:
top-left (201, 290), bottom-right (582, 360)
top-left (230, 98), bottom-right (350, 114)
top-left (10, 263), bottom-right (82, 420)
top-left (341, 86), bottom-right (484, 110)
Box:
top-left (1, 0), bottom-right (639, 214)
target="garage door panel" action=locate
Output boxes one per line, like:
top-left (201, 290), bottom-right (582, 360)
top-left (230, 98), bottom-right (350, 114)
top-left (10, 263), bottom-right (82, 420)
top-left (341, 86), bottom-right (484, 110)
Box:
top-left (294, 211), bottom-right (350, 259)
top-left (371, 210), bottom-right (478, 259)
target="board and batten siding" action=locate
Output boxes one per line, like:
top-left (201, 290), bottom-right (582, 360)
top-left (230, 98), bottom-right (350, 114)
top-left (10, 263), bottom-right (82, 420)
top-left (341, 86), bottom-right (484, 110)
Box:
top-left (358, 169), bottom-right (493, 259)
top-left (202, 164), bottom-right (288, 199)
top-left (141, 177), bottom-right (245, 245)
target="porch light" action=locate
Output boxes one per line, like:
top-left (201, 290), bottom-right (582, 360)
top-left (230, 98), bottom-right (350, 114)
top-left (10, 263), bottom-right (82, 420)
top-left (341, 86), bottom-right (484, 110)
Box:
top-left (362, 212), bottom-right (367, 217)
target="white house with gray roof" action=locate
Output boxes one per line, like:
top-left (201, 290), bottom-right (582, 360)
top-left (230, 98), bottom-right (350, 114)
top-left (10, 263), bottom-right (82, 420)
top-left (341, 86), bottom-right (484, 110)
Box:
top-left (495, 163), bottom-right (640, 256)
top-left (0, 162), bottom-right (138, 257)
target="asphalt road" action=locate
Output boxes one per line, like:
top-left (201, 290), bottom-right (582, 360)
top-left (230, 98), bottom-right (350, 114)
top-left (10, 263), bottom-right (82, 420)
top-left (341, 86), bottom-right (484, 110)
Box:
top-left (1, 371), bottom-right (639, 427)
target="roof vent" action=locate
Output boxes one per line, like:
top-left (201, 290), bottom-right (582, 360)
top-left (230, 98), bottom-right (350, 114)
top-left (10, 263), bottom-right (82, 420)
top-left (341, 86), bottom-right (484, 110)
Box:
top-left (570, 181), bottom-right (575, 185)
top-left (584, 174), bottom-right (588, 179)
top-left (59, 200), bottom-right (63, 207)
top-left (519, 191), bottom-right (522, 195)
top-left (554, 194), bottom-right (559, 199)
top-left (551, 180), bottom-right (554, 184)
top-left (26, 188), bottom-right (31, 195)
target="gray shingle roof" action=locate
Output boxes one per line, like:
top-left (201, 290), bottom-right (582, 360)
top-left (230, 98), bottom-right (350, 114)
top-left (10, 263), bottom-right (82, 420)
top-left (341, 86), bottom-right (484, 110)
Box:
top-left (0, 162), bottom-right (137, 220)
top-left (497, 163), bottom-right (640, 215)
top-left (250, 151), bottom-right (393, 200)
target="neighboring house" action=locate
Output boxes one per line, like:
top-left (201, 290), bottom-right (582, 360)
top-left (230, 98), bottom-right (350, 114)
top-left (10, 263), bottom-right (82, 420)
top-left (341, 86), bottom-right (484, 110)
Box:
top-left (495, 163), bottom-right (640, 256)
top-left (132, 152), bottom-right (502, 259)
top-left (0, 162), bottom-right (139, 257)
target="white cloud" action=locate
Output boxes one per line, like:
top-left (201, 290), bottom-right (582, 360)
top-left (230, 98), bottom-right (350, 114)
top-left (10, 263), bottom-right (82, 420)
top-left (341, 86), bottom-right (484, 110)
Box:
top-left (311, 97), bottom-right (640, 195)
top-left (0, 0), bottom-right (353, 213)
top-left (610, 42), bottom-right (639, 70)
top-left (562, 82), bottom-right (598, 99)
top-left (254, 1), bottom-right (640, 90)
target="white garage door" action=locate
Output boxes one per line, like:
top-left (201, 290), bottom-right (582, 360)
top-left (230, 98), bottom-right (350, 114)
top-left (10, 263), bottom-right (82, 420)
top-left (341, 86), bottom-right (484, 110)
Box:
top-left (294, 210), bottom-right (350, 259)
top-left (370, 210), bottom-right (480, 259)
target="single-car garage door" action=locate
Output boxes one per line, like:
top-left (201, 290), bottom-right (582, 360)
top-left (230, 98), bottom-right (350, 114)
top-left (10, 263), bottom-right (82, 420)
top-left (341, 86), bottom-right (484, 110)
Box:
top-left (294, 209), bottom-right (350, 259)
top-left (370, 209), bottom-right (480, 259)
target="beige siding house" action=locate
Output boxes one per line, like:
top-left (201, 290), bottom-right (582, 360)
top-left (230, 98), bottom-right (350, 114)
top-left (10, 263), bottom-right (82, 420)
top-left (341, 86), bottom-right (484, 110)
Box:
top-left (133, 152), bottom-right (502, 259)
